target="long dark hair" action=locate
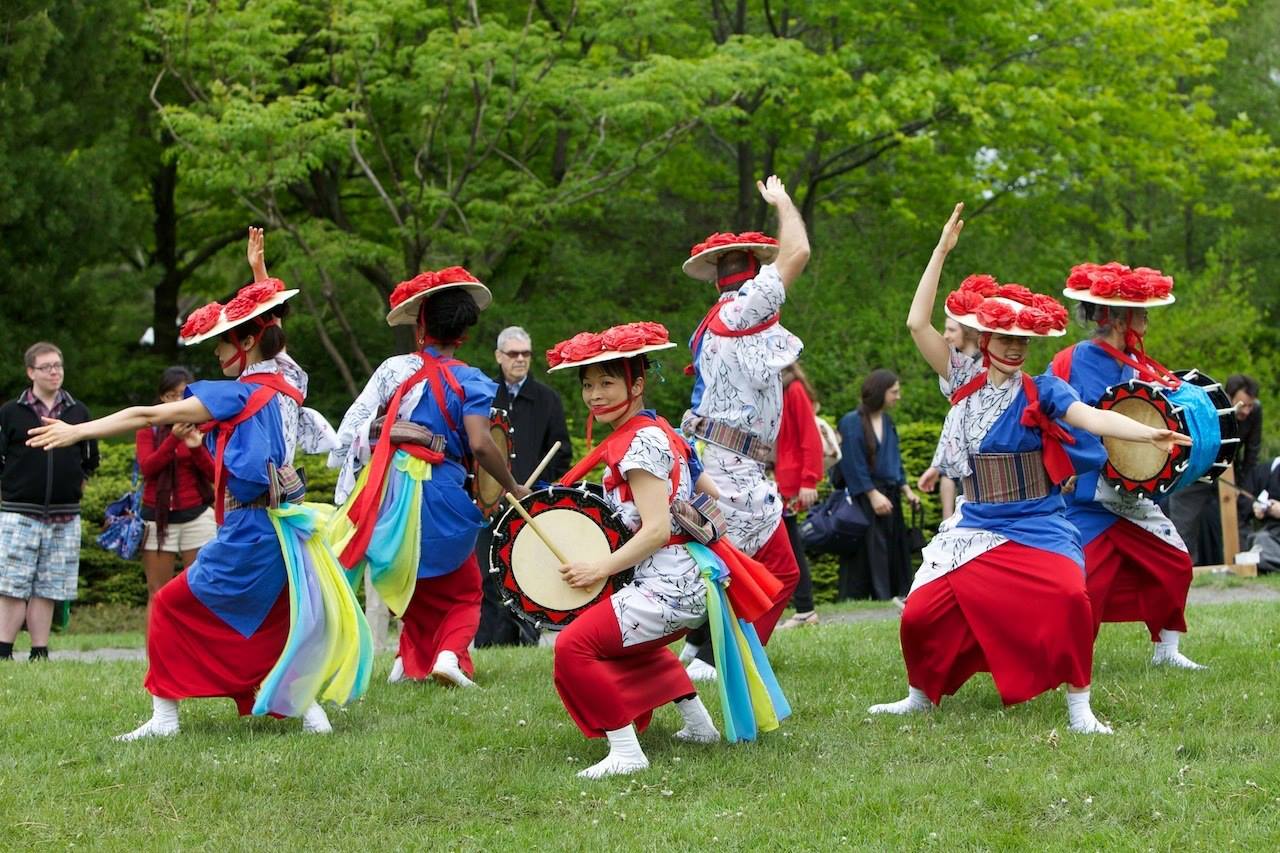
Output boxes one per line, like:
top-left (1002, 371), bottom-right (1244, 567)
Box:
top-left (856, 368), bottom-right (898, 468)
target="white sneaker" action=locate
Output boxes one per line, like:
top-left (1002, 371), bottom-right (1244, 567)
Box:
top-left (431, 651), bottom-right (476, 688)
top-left (114, 717), bottom-right (179, 742)
top-left (685, 658), bottom-right (718, 683)
top-left (387, 656), bottom-right (406, 684)
top-left (302, 702), bottom-right (333, 735)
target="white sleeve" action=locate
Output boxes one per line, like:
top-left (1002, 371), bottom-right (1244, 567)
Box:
top-left (715, 263), bottom-right (785, 331)
top-left (329, 356), bottom-right (417, 504)
top-left (618, 427), bottom-right (676, 484)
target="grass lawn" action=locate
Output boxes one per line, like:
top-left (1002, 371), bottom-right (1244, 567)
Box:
top-left (2, 584), bottom-right (1278, 850)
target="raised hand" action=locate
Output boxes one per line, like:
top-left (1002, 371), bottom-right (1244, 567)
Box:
top-left (247, 226), bottom-right (267, 281)
top-left (936, 202), bottom-right (965, 255)
top-left (756, 174), bottom-right (792, 208)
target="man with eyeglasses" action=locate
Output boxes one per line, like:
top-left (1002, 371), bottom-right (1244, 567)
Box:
top-left (0, 342), bottom-right (99, 661)
top-left (475, 326), bottom-right (573, 647)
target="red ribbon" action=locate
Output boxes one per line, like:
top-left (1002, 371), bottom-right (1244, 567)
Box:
top-left (339, 350), bottom-right (464, 568)
top-left (684, 301), bottom-right (782, 376)
top-left (1017, 373), bottom-right (1076, 483)
top-left (205, 373), bottom-right (304, 524)
top-left (1091, 336), bottom-right (1180, 389)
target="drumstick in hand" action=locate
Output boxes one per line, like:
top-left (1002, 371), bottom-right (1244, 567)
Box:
top-left (503, 493), bottom-right (569, 564)
top-left (522, 441), bottom-right (562, 489)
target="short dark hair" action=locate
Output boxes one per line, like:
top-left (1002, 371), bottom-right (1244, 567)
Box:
top-left (24, 342), bottom-right (62, 368)
top-left (1227, 374), bottom-right (1259, 399)
top-left (221, 303), bottom-right (290, 360)
top-left (578, 355), bottom-right (649, 383)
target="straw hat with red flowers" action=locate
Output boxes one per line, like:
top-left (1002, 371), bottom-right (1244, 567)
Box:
top-left (1062, 262), bottom-right (1175, 308)
top-left (943, 275), bottom-right (1070, 338)
top-left (545, 322), bottom-right (677, 372)
top-left (385, 266), bottom-right (493, 326)
top-left (179, 279), bottom-right (298, 346)
top-left (681, 231), bottom-right (780, 282)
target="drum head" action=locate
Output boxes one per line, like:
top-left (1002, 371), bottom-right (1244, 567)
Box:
top-left (510, 509), bottom-right (613, 611)
top-left (1103, 395), bottom-right (1172, 482)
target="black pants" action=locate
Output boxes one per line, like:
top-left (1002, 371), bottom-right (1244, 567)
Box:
top-left (473, 525), bottom-right (541, 648)
top-left (837, 489), bottom-right (912, 601)
top-left (1168, 481), bottom-right (1222, 566)
top-left (785, 512), bottom-right (815, 613)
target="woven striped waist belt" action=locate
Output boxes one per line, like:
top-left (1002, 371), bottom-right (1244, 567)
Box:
top-left (681, 411), bottom-right (773, 463)
top-left (961, 451), bottom-right (1052, 504)
top-left (371, 416), bottom-right (447, 454)
top-left (225, 464), bottom-right (307, 513)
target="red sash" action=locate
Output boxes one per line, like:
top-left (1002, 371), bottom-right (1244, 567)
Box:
top-left (684, 301), bottom-right (781, 376)
top-left (205, 373), bottom-right (305, 524)
top-left (950, 371), bottom-right (1076, 484)
top-left (339, 351), bottom-right (466, 569)
top-left (558, 413), bottom-right (780, 622)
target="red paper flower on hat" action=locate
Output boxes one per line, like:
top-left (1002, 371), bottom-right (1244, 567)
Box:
top-left (945, 289), bottom-right (985, 316)
top-left (1117, 270), bottom-right (1153, 301)
top-left (1065, 263), bottom-right (1098, 291)
top-left (236, 278), bottom-right (285, 304)
top-left (547, 332), bottom-right (605, 368)
top-left (601, 324), bottom-right (648, 352)
top-left (1015, 306), bottom-right (1055, 335)
top-left (435, 266), bottom-right (479, 285)
top-left (181, 302), bottom-right (224, 339)
top-left (976, 299), bottom-right (1017, 329)
top-left (388, 272), bottom-right (439, 309)
top-left (958, 274), bottom-right (999, 297)
top-left (996, 283), bottom-right (1035, 305)
top-left (1030, 294), bottom-right (1069, 329)
top-left (634, 321), bottom-right (670, 345)
top-left (1134, 267), bottom-right (1174, 297)
top-left (690, 231), bottom-right (779, 257)
top-left (1089, 270), bottom-right (1123, 298)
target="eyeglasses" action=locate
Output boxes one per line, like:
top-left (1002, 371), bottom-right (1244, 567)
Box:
top-left (501, 350), bottom-right (532, 359)
top-left (32, 363), bottom-right (64, 374)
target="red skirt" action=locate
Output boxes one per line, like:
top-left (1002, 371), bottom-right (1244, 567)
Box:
top-left (1084, 518), bottom-right (1191, 640)
top-left (398, 554), bottom-right (483, 680)
top-left (144, 573), bottom-right (290, 715)
top-left (554, 597), bottom-right (694, 738)
top-left (750, 522), bottom-right (801, 645)
top-left (901, 541), bottom-right (1094, 706)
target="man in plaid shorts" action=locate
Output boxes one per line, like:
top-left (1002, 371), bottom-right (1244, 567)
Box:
top-left (0, 343), bottom-right (99, 660)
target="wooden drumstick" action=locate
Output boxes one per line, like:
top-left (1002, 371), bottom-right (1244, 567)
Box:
top-left (503, 493), bottom-right (569, 564)
top-left (522, 441), bottom-right (562, 489)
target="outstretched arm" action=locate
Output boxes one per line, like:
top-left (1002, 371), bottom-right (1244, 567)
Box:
top-left (758, 175), bottom-right (810, 288)
top-left (1063, 402), bottom-right (1191, 453)
top-left (247, 226), bottom-right (268, 283)
top-left (907, 203), bottom-right (965, 379)
top-left (28, 397), bottom-right (214, 449)
top-left (464, 414), bottom-right (530, 499)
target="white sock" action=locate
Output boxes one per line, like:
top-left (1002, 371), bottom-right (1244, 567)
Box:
top-left (578, 725), bottom-right (650, 780)
top-left (1152, 630), bottom-right (1205, 669)
top-left (868, 686), bottom-right (933, 715)
top-left (302, 701), bottom-right (333, 735)
top-left (673, 695), bottom-right (720, 744)
top-left (1066, 689), bottom-right (1113, 734)
top-left (115, 696), bottom-right (180, 742)
top-left (431, 650), bottom-right (476, 688)
top-left (685, 658), bottom-right (718, 683)
top-left (678, 642), bottom-right (700, 664)
top-left (387, 656), bottom-right (406, 684)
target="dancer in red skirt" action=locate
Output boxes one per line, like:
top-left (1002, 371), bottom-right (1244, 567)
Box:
top-left (328, 268), bottom-right (527, 687)
top-left (30, 281), bottom-right (370, 739)
top-left (1048, 262), bottom-right (1204, 669)
top-left (546, 322), bottom-right (789, 779)
top-left (872, 204), bottom-right (1189, 733)
top-left (678, 174), bottom-right (811, 682)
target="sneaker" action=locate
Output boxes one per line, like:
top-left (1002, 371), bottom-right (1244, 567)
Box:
top-left (686, 658), bottom-right (718, 683)
top-left (777, 611), bottom-right (819, 630)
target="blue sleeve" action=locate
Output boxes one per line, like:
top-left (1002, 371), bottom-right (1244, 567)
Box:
top-left (187, 380), bottom-right (254, 422)
top-left (459, 367), bottom-right (497, 418)
top-left (1033, 374), bottom-right (1083, 421)
top-left (888, 418), bottom-right (906, 485)
top-left (837, 413), bottom-right (875, 496)
top-left (682, 436), bottom-right (705, 482)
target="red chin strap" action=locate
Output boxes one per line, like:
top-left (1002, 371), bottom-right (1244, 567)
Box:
top-left (716, 254), bottom-right (760, 290)
top-left (979, 332), bottom-right (1024, 372)
top-left (585, 360), bottom-right (639, 450)
top-left (219, 316), bottom-right (280, 374)
top-left (1094, 308), bottom-right (1179, 388)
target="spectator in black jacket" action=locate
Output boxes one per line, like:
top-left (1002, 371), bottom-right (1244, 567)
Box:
top-left (0, 343), bottom-right (99, 660)
top-left (475, 326), bottom-right (573, 647)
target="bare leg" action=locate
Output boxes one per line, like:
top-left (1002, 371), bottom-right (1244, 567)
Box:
top-left (0, 595), bottom-right (28, 644)
top-left (25, 597), bottom-right (55, 648)
top-left (141, 550), bottom-right (178, 631)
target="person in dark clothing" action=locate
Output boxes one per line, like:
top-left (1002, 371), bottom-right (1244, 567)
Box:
top-left (1244, 456), bottom-right (1280, 573)
top-left (474, 326), bottom-right (573, 647)
top-left (1168, 373), bottom-right (1262, 564)
top-left (835, 369), bottom-right (919, 600)
top-left (0, 342), bottom-right (99, 660)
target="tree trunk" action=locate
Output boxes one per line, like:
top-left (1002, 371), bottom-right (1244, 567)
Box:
top-left (151, 160), bottom-right (180, 359)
